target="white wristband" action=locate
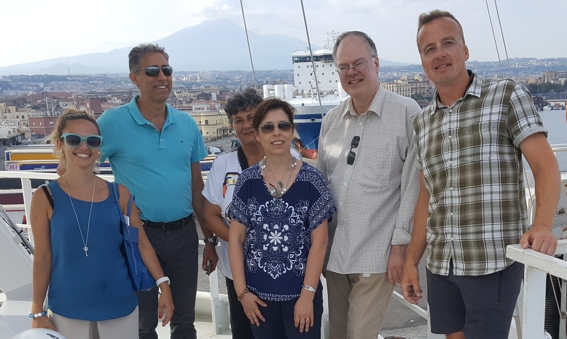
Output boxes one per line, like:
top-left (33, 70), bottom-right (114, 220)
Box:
top-left (156, 276), bottom-right (170, 287)
top-left (302, 284), bottom-right (316, 293)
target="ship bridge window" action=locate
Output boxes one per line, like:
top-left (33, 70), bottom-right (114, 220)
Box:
top-left (293, 56), bottom-right (312, 63)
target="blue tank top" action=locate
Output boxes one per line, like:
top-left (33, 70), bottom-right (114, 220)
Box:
top-left (47, 180), bottom-right (137, 321)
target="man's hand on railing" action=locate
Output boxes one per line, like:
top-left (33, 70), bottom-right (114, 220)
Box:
top-left (401, 263), bottom-right (422, 305)
top-left (520, 225), bottom-right (558, 256)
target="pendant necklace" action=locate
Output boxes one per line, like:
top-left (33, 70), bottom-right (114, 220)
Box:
top-left (64, 174), bottom-right (95, 257)
top-left (261, 156), bottom-right (297, 198)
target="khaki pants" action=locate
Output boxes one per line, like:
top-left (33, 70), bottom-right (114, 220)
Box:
top-left (48, 306), bottom-right (138, 339)
top-left (326, 271), bottom-right (394, 339)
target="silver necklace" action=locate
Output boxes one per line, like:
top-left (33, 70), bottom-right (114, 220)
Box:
top-left (64, 175), bottom-right (95, 257)
top-left (261, 156), bottom-right (297, 198)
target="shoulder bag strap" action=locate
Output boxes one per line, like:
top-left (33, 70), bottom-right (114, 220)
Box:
top-left (40, 185), bottom-right (54, 209)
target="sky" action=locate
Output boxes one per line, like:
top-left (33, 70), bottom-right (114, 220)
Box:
top-left (1, 0), bottom-right (566, 68)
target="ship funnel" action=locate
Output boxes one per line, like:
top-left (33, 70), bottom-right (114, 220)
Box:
top-left (284, 84), bottom-right (294, 100)
top-left (274, 84), bottom-right (284, 99)
top-left (263, 84), bottom-right (274, 98)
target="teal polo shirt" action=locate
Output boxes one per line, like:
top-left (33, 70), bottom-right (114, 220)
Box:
top-left (98, 96), bottom-right (207, 222)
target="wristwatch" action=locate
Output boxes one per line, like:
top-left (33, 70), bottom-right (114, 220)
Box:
top-left (204, 236), bottom-right (219, 246)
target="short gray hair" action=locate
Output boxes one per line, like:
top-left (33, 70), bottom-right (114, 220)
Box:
top-left (128, 44), bottom-right (169, 73)
top-left (332, 31), bottom-right (378, 65)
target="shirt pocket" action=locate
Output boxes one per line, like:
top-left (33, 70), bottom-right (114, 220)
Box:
top-left (359, 146), bottom-right (396, 190)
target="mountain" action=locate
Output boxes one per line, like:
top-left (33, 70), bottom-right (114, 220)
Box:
top-left (0, 19), bottom-right (406, 75)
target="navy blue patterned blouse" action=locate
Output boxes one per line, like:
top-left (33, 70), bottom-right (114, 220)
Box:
top-left (229, 162), bottom-right (336, 301)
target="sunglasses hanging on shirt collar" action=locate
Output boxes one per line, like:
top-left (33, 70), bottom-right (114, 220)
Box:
top-left (347, 136), bottom-right (360, 165)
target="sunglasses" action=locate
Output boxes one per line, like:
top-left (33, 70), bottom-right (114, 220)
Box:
top-left (61, 133), bottom-right (103, 149)
top-left (137, 66), bottom-right (173, 77)
top-left (347, 136), bottom-right (360, 165)
top-left (259, 121), bottom-right (293, 134)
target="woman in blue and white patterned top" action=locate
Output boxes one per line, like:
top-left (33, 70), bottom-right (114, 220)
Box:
top-left (229, 98), bottom-right (336, 339)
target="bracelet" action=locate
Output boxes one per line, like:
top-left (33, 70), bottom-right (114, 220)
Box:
top-left (156, 276), bottom-right (170, 287)
top-left (29, 310), bottom-right (47, 319)
top-left (302, 284), bottom-right (316, 293)
top-left (237, 288), bottom-right (248, 301)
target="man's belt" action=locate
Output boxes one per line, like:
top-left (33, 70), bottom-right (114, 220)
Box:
top-left (143, 214), bottom-right (193, 231)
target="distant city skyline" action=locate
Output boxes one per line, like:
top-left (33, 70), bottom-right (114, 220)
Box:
top-left (2, 0), bottom-right (566, 68)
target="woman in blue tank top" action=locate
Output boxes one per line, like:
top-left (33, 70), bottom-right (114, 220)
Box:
top-left (29, 109), bottom-right (174, 339)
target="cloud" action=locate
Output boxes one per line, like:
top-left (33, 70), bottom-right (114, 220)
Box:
top-left (0, 0), bottom-right (565, 67)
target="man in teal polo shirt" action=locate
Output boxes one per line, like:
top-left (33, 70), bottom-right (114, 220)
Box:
top-left (97, 43), bottom-right (218, 339)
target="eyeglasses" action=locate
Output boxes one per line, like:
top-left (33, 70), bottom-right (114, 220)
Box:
top-left (60, 133), bottom-right (103, 149)
top-left (136, 66), bottom-right (173, 77)
top-left (336, 56), bottom-right (375, 76)
top-left (347, 136), bottom-right (360, 165)
top-left (259, 121), bottom-right (293, 134)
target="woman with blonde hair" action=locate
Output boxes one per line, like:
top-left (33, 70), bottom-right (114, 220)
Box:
top-left (30, 108), bottom-right (173, 339)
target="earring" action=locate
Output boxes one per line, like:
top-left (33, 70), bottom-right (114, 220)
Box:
top-left (98, 151), bottom-right (101, 155)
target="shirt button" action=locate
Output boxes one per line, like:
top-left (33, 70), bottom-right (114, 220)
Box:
top-left (448, 135), bottom-right (452, 139)
top-left (450, 187), bottom-right (453, 190)
top-left (359, 122), bottom-right (362, 125)
top-left (449, 109), bottom-right (453, 113)
top-left (450, 213), bottom-right (454, 216)
top-left (340, 202), bottom-right (343, 206)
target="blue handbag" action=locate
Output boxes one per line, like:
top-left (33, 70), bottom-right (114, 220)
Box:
top-left (111, 183), bottom-right (155, 291)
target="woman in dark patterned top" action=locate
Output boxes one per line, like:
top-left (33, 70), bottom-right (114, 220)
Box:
top-left (228, 98), bottom-right (336, 339)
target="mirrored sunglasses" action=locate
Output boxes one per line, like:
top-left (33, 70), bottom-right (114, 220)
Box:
top-left (138, 66), bottom-right (173, 77)
top-left (259, 121), bottom-right (293, 134)
top-left (61, 133), bottom-right (103, 149)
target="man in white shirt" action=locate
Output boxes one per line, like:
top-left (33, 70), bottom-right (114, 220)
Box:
top-left (317, 31), bottom-right (421, 339)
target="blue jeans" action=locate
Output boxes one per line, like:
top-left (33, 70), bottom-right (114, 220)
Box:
top-left (138, 218), bottom-right (198, 339)
top-left (251, 283), bottom-right (323, 339)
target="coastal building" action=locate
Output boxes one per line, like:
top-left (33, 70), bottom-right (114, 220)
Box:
top-left (29, 115), bottom-right (59, 138)
top-left (178, 100), bottom-right (230, 141)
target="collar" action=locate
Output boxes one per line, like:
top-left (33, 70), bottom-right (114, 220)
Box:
top-left (432, 70), bottom-right (482, 111)
top-left (127, 95), bottom-right (177, 126)
top-left (342, 86), bottom-right (384, 118)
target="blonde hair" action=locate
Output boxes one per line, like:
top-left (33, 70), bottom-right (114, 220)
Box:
top-left (50, 108), bottom-right (100, 162)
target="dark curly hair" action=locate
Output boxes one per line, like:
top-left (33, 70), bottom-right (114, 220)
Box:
top-left (224, 88), bottom-right (263, 124)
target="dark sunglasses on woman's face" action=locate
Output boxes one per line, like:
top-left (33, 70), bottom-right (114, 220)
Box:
top-left (259, 121), bottom-right (293, 134)
top-left (347, 136), bottom-right (360, 165)
top-left (61, 133), bottom-right (103, 149)
top-left (137, 66), bottom-right (173, 77)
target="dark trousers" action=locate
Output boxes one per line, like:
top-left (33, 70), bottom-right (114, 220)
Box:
top-left (427, 261), bottom-right (524, 339)
top-left (226, 277), bottom-right (255, 339)
top-left (251, 284), bottom-right (323, 339)
top-left (138, 218), bottom-right (198, 339)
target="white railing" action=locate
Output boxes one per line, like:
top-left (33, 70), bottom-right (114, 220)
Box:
top-left (507, 241), bottom-right (567, 339)
top-left (0, 171), bottom-right (230, 335)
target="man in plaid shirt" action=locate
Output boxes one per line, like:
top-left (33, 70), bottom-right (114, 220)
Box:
top-left (402, 9), bottom-right (561, 339)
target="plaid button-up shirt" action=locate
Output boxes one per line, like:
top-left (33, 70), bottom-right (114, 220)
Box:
top-left (414, 71), bottom-right (547, 276)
